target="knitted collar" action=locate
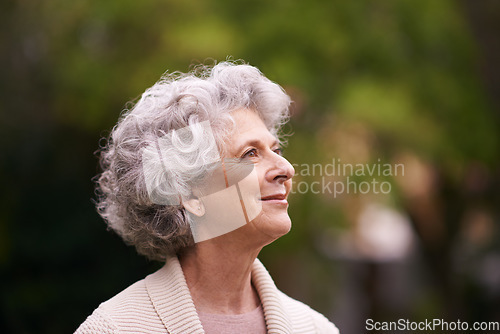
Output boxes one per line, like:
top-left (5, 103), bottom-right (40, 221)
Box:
top-left (144, 255), bottom-right (294, 334)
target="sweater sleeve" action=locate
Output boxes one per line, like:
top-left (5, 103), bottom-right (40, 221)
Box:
top-left (311, 311), bottom-right (340, 334)
top-left (74, 307), bottom-right (120, 334)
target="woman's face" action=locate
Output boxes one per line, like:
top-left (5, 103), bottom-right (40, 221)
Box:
top-left (224, 108), bottom-right (295, 241)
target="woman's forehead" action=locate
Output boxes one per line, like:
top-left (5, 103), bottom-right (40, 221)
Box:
top-left (228, 109), bottom-right (274, 141)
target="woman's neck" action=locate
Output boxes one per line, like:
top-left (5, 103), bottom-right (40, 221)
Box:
top-left (179, 233), bottom-right (263, 315)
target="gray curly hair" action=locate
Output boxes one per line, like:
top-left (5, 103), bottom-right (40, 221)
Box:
top-left (96, 61), bottom-right (291, 261)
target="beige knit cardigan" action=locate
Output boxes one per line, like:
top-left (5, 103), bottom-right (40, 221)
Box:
top-left (75, 256), bottom-right (339, 334)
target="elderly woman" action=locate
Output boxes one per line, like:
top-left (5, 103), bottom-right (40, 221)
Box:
top-left (76, 61), bottom-right (339, 334)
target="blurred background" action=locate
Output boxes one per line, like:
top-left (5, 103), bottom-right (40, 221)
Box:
top-left (1, 0), bottom-right (499, 333)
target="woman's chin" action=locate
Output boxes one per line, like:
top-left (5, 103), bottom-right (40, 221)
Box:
top-left (271, 220), bottom-right (292, 239)
top-left (251, 212), bottom-right (292, 242)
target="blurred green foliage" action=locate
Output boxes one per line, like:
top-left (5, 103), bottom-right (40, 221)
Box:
top-left (1, 0), bottom-right (499, 333)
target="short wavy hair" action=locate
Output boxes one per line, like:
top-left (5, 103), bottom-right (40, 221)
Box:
top-left (96, 61), bottom-right (291, 261)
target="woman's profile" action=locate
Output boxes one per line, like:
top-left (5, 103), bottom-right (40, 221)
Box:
top-left (75, 61), bottom-right (339, 334)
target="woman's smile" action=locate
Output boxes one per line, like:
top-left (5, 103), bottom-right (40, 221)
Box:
top-left (260, 193), bottom-right (289, 206)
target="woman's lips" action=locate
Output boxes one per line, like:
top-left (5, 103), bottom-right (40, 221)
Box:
top-left (260, 193), bottom-right (288, 205)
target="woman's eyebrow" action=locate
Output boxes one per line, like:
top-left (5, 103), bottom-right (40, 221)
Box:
top-left (235, 140), bottom-right (260, 154)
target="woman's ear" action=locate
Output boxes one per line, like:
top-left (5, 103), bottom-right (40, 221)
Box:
top-left (182, 197), bottom-right (205, 217)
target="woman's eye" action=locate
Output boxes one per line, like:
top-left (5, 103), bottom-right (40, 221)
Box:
top-left (274, 148), bottom-right (283, 156)
top-left (242, 149), bottom-right (257, 159)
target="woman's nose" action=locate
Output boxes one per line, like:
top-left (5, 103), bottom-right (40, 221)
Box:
top-left (266, 153), bottom-right (295, 183)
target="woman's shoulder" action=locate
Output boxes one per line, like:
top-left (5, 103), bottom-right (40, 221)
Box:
top-left (74, 278), bottom-right (165, 334)
top-left (74, 307), bottom-right (119, 334)
top-left (278, 291), bottom-right (340, 334)
top-left (99, 278), bottom-right (150, 311)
